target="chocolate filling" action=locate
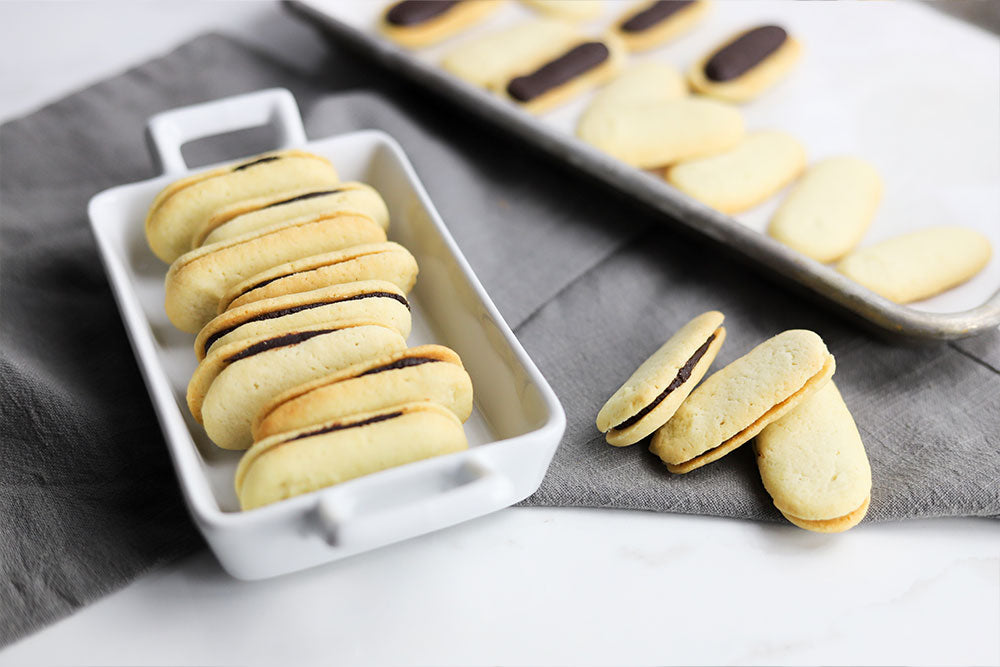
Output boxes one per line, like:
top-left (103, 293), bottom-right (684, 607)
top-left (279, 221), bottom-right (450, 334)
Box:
top-left (620, 1), bottom-right (694, 33)
top-left (358, 357), bottom-right (437, 377)
top-left (204, 292), bottom-right (409, 355)
top-left (507, 42), bottom-right (610, 103)
top-left (612, 330), bottom-right (718, 432)
top-left (261, 189), bottom-right (343, 210)
top-left (386, 0), bottom-right (460, 26)
top-left (232, 155), bottom-right (281, 172)
top-left (285, 411), bottom-right (404, 443)
top-left (237, 251), bottom-right (380, 299)
top-left (224, 329), bottom-right (335, 364)
top-left (704, 25), bottom-right (787, 82)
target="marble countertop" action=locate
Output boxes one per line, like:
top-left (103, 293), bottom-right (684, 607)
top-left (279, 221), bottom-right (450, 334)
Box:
top-left (1, 2), bottom-right (997, 665)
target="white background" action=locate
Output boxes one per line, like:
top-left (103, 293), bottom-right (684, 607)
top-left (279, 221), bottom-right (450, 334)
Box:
top-left (1, 2), bottom-right (998, 665)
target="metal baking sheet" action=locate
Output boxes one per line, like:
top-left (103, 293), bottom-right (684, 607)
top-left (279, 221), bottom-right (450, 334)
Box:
top-left (287, 0), bottom-right (1000, 340)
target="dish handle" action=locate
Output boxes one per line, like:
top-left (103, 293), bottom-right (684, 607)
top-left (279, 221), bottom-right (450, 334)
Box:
top-left (316, 458), bottom-right (514, 548)
top-left (144, 88), bottom-right (307, 176)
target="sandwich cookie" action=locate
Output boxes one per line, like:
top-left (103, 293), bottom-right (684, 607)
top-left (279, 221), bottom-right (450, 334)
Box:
top-left (253, 344), bottom-right (474, 441)
top-left (650, 329), bottom-right (835, 474)
top-left (441, 19), bottom-right (581, 90)
top-left (187, 322), bottom-right (407, 450)
top-left (597, 311), bottom-right (725, 447)
top-left (836, 226), bottom-right (992, 304)
top-left (688, 25), bottom-right (802, 103)
top-left (194, 280), bottom-right (412, 361)
top-left (236, 402), bottom-right (469, 510)
top-left (194, 182), bottom-right (390, 247)
top-left (165, 213), bottom-right (386, 333)
top-left (219, 242), bottom-right (419, 313)
top-left (577, 96), bottom-right (743, 169)
top-left (768, 157), bottom-right (883, 263)
top-left (755, 382), bottom-right (872, 533)
top-left (666, 131), bottom-right (806, 214)
top-left (145, 150), bottom-right (338, 263)
top-left (521, 0), bottom-right (603, 22)
top-left (503, 34), bottom-right (626, 114)
top-left (612, 1), bottom-right (710, 52)
top-left (380, 0), bottom-right (501, 48)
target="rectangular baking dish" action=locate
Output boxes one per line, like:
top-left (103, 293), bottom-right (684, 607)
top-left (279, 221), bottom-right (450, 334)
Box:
top-left (287, 0), bottom-right (1000, 340)
top-left (87, 88), bottom-right (566, 580)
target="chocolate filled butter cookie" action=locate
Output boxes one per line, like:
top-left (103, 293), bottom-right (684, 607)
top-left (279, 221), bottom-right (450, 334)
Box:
top-left (380, 0), bottom-right (501, 48)
top-left (253, 344), bottom-right (473, 441)
top-left (145, 150), bottom-right (339, 263)
top-left (597, 311), bottom-right (725, 447)
top-left (188, 322), bottom-right (407, 450)
top-left (613, 1), bottom-right (710, 52)
top-left (688, 25), bottom-right (802, 103)
top-left (236, 402), bottom-right (469, 510)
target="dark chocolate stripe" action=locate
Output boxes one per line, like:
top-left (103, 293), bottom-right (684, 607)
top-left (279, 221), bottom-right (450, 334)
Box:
top-left (704, 25), bottom-right (787, 82)
top-left (507, 42), bottom-right (610, 103)
top-left (204, 292), bottom-right (410, 356)
top-left (358, 357), bottom-right (437, 377)
top-left (285, 411), bottom-right (404, 443)
top-left (224, 329), bottom-right (335, 364)
top-left (232, 155), bottom-right (281, 172)
top-left (620, 1), bottom-right (694, 33)
top-left (261, 189), bottom-right (343, 210)
top-left (386, 0), bottom-right (460, 26)
top-left (237, 252), bottom-right (380, 299)
top-left (612, 330), bottom-right (718, 432)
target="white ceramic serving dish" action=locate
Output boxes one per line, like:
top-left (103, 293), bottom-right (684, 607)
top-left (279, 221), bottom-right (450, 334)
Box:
top-left (87, 88), bottom-right (566, 580)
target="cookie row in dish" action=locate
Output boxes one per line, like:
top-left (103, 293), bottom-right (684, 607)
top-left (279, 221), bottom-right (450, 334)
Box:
top-left (597, 311), bottom-right (872, 533)
top-left (144, 150), bottom-right (475, 510)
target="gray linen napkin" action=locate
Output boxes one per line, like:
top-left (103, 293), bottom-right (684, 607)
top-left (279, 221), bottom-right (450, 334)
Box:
top-left (1, 33), bottom-right (998, 648)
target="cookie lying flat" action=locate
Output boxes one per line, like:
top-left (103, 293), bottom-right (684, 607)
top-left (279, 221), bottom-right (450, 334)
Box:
top-left (194, 280), bottom-right (412, 361)
top-left (253, 344), bottom-right (473, 441)
top-left (666, 131), bottom-right (806, 214)
top-left (194, 182), bottom-right (390, 247)
top-left (768, 157), bottom-right (883, 263)
top-left (650, 329), bottom-right (835, 474)
top-left (219, 242), bottom-right (419, 313)
top-left (236, 402), bottom-right (469, 510)
top-left (612, 0), bottom-right (710, 52)
top-left (688, 25), bottom-right (802, 103)
top-left (503, 35), bottom-right (627, 114)
top-left (380, 0), bottom-right (501, 48)
top-left (441, 19), bottom-right (581, 90)
top-left (188, 323), bottom-right (407, 450)
top-left (755, 382), bottom-right (872, 533)
top-left (596, 311), bottom-right (725, 447)
top-left (521, 0), bottom-right (602, 21)
top-left (145, 150), bottom-right (338, 263)
top-left (583, 61), bottom-right (687, 114)
top-left (165, 213), bottom-right (386, 333)
top-left (577, 97), bottom-right (743, 169)
top-left (836, 226), bottom-right (992, 304)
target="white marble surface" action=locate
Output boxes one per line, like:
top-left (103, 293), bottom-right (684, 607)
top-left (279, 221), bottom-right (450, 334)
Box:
top-left (1, 2), bottom-right (998, 665)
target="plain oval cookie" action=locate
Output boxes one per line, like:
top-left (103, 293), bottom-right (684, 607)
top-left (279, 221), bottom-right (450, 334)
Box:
top-left (665, 130), bottom-right (806, 214)
top-left (236, 402), bottom-right (469, 511)
top-left (688, 24), bottom-right (802, 103)
top-left (379, 0), bottom-right (502, 48)
top-left (196, 182), bottom-right (390, 247)
top-left (612, 0), bottom-right (711, 52)
top-left (164, 213), bottom-right (386, 333)
top-left (521, 0), bottom-right (603, 21)
top-left (768, 157), bottom-right (883, 263)
top-left (597, 311), bottom-right (725, 447)
top-left (189, 323), bottom-right (407, 450)
top-left (650, 329), bottom-right (835, 474)
top-left (253, 344), bottom-right (473, 441)
top-left (836, 226), bottom-right (992, 304)
top-left (583, 61), bottom-right (687, 115)
top-left (145, 150), bottom-right (338, 263)
top-left (577, 97), bottom-right (743, 169)
top-left (755, 381), bottom-right (872, 533)
top-left (219, 242), bottom-right (419, 313)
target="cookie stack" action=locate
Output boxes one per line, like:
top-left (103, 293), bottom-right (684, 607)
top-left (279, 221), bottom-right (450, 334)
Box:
top-left (145, 149), bottom-right (474, 510)
top-left (597, 311), bottom-right (872, 533)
